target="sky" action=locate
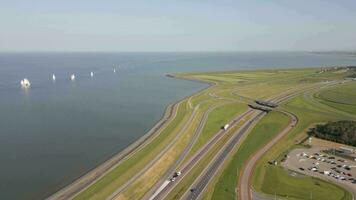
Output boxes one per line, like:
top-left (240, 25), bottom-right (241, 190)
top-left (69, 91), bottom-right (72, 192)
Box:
top-left (0, 0), bottom-right (356, 52)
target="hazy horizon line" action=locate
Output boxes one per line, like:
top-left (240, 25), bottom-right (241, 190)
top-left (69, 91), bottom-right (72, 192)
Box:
top-left (0, 50), bottom-right (355, 54)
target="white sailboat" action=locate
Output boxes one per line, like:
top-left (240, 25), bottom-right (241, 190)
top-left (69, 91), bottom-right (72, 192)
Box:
top-left (70, 74), bottom-right (75, 81)
top-left (90, 71), bottom-right (94, 77)
top-left (20, 78), bottom-right (31, 88)
top-left (52, 74), bottom-right (56, 81)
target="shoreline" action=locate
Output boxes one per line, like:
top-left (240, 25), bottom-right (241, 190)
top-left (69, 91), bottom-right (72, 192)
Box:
top-left (47, 74), bottom-right (211, 200)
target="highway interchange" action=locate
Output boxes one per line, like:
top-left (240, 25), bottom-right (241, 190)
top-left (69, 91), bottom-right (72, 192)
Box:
top-left (146, 86), bottom-right (309, 200)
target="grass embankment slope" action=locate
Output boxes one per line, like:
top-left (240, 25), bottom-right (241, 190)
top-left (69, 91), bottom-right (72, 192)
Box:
top-left (315, 82), bottom-right (356, 115)
top-left (187, 102), bottom-right (248, 157)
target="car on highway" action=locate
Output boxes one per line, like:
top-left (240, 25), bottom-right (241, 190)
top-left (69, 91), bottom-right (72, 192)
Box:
top-left (173, 171), bottom-right (181, 178)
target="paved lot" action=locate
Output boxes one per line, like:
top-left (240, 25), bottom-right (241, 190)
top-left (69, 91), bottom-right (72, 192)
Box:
top-left (284, 148), bottom-right (356, 197)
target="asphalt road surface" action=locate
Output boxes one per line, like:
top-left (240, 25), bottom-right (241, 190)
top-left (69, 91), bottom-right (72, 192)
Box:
top-left (142, 103), bottom-right (226, 200)
top-left (148, 109), bottom-right (255, 200)
top-left (183, 111), bottom-right (265, 200)
top-left (238, 110), bottom-right (297, 200)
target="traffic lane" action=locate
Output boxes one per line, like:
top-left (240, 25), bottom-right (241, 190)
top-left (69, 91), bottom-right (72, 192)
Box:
top-left (151, 109), bottom-right (255, 200)
top-left (185, 111), bottom-right (264, 200)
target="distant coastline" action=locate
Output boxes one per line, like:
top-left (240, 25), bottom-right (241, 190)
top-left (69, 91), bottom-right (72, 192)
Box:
top-left (311, 51), bottom-right (356, 57)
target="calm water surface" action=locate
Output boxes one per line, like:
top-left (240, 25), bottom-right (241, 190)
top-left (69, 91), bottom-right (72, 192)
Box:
top-left (0, 52), bottom-right (356, 200)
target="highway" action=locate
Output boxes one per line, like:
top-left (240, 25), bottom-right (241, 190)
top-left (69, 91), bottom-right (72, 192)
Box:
top-left (237, 83), bottom-right (337, 200)
top-left (179, 88), bottom-right (310, 200)
top-left (183, 111), bottom-right (265, 200)
top-left (148, 90), bottom-right (297, 200)
top-left (143, 91), bottom-right (239, 200)
top-left (148, 109), bottom-right (255, 200)
top-left (142, 102), bottom-right (228, 200)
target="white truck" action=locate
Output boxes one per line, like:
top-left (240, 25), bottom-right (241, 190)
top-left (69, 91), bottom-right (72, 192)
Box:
top-left (222, 124), bottom-right (230, 131)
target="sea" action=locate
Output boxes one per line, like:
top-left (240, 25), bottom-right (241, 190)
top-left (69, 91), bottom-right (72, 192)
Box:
top-left (0, 52), bottom-right (356, 200)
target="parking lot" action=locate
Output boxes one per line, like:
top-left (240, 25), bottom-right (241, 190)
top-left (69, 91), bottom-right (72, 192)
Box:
top-left (284, 147), bottom-right (356, 195)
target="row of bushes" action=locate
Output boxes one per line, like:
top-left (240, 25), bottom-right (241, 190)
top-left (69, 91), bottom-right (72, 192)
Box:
top-left (308, 121), bottom-right (356, 146)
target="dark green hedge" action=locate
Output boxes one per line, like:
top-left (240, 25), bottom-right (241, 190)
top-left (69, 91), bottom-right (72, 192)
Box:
top-left (308, 121), bottom-right (356, 146)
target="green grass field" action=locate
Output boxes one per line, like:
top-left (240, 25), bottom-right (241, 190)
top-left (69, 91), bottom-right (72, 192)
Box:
top-left (315, 82), bottom-right (356, 115)
top-left (187, 102), bottom-right (248, 157)
top-left (260, 166), bottom-right (352, 200)
top-left (318, 83), bottom-right (356, 105)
